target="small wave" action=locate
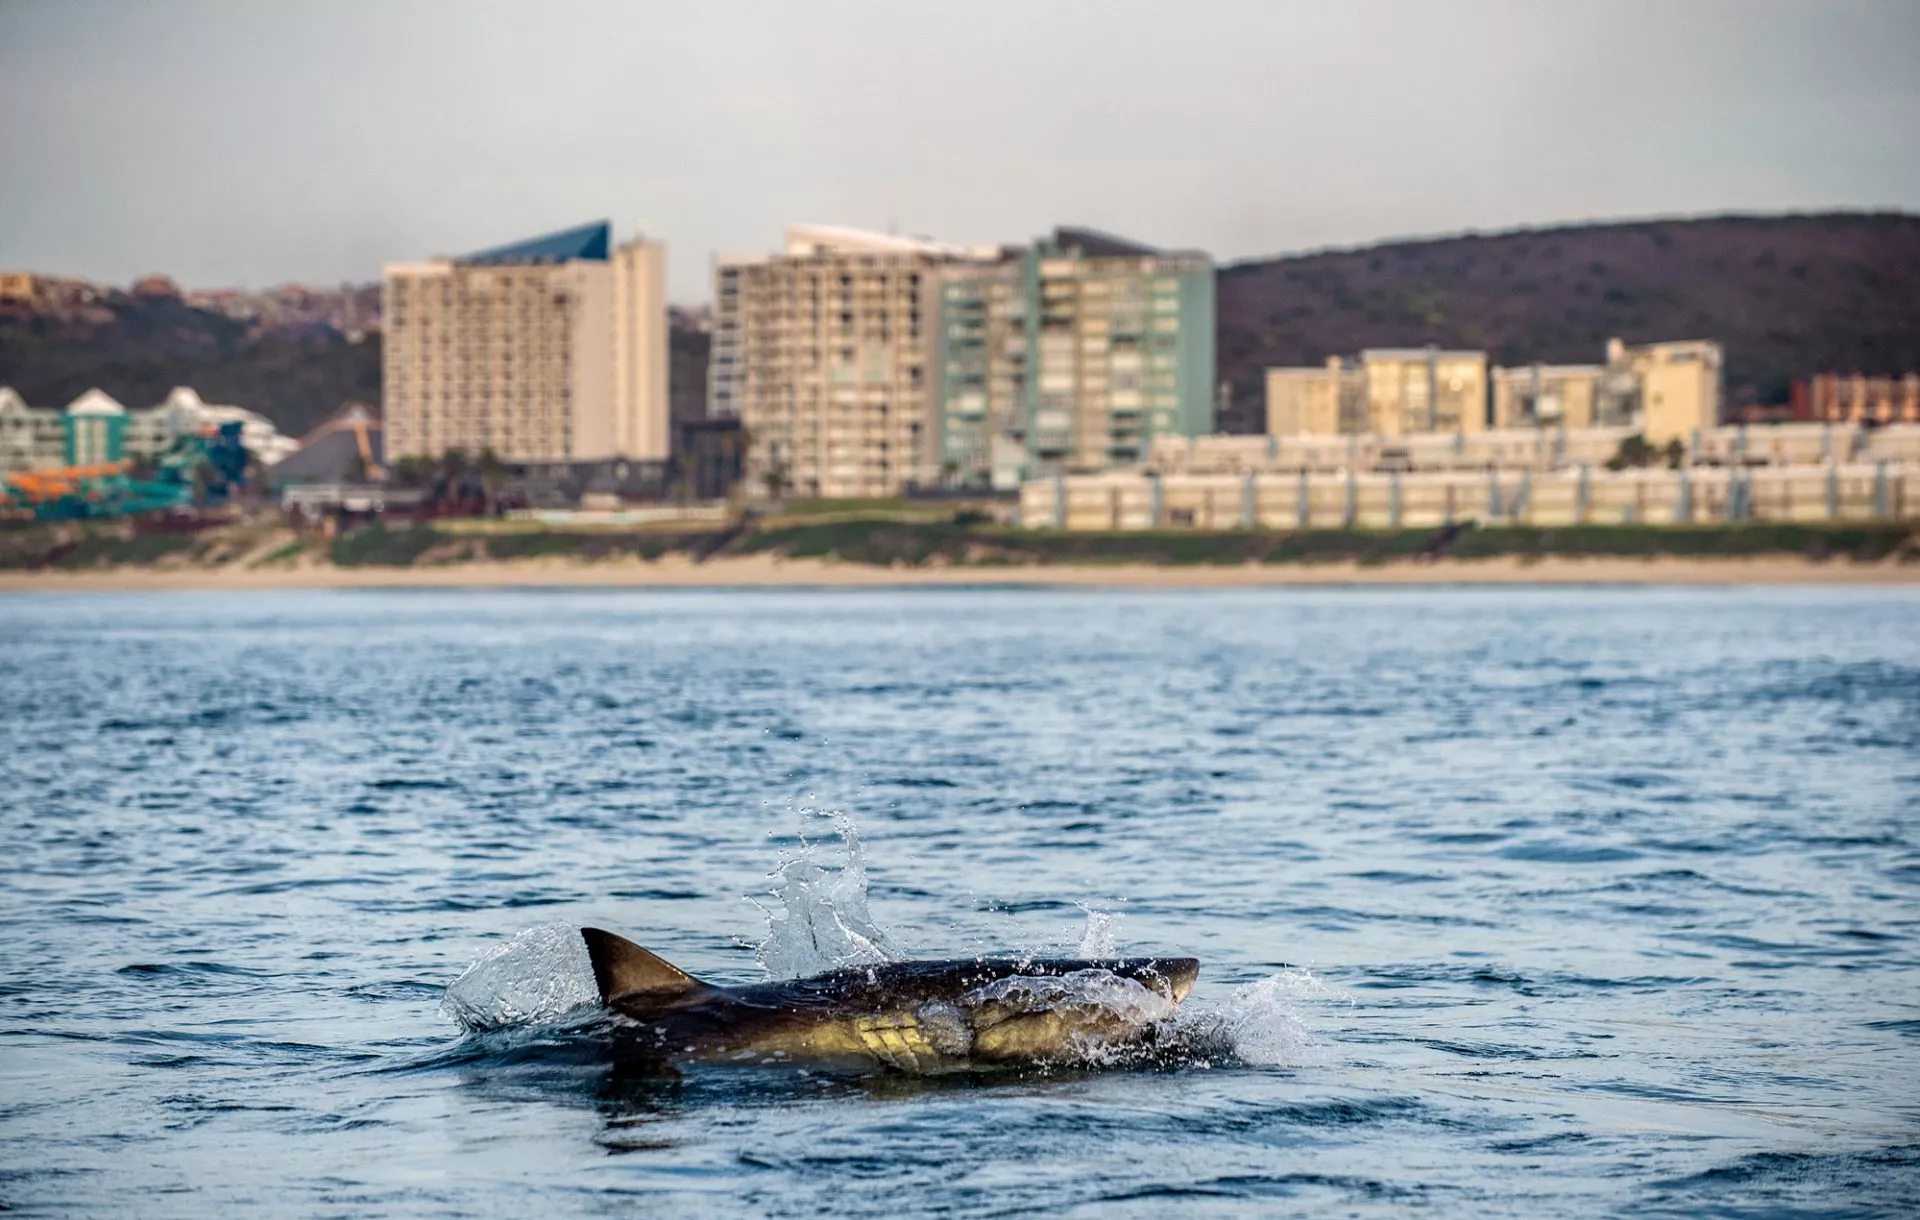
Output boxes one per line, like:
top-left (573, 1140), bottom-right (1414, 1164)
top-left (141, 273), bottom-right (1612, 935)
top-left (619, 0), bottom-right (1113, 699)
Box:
top-left (1642, 1144), bottom-right (1920, 1214)
top-left (1864, 1018), bottom-right (1920, 1038)
top-left (115, 961), bottom-right (263, 979)
top-left (1498, 842), bottom-right (1643, 864)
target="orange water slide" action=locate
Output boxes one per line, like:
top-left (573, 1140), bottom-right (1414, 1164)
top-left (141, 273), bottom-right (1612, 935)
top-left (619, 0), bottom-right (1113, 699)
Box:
top-left (2, 460), bottom-right (133, 503)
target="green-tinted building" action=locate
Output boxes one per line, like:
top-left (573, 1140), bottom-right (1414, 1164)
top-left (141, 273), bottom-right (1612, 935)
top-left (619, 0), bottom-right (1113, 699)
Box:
top-left (63, 389), bottom-right (129, 465)
top-left (936, 228), bottom-right (1214, 487)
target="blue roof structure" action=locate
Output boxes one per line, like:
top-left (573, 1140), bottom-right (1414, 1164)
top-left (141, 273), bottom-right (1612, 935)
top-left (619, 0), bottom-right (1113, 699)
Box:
top-left (459, 221), bottom-right (611, 265)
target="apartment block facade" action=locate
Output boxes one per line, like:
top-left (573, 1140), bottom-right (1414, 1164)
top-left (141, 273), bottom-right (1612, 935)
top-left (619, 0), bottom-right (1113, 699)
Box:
top-left (1266, 347), bottom-right (1488, 439)
top-left (382, 221), bottom-right (668, 465)
top-left (711, 225), bottom-right (988, 499)
top-left (1491, 338), bottom-right (1723, 441)
top-left (1269, 337), bottom-right (1723, 444)
top-left (935, 228), bottom-right (1215, 487)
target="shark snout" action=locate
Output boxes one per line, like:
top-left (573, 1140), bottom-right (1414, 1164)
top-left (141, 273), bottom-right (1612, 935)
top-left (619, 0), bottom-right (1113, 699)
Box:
top-left (1112, 957), bottom-right (1198, 1004)
top-left (1156, 958), bottom-right (1199, 1005)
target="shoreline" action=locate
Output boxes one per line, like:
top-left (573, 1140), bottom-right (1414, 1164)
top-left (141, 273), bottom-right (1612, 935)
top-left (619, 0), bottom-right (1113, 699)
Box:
top-left (3, 552), bottom-right (1918, 592)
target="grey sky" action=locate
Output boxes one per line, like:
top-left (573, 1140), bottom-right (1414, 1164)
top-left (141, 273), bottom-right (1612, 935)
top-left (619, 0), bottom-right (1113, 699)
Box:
top-left (2, 0), bottom-right (1916, 302)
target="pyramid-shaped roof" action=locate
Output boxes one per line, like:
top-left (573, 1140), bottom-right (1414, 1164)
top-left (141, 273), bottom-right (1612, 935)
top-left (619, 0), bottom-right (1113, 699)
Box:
top-left (459, 221), bottom-right (611, 266)
top-left (66, 388), bottom-right (126, 416)
top-left (1050, 227), bottom-right (1162, 258)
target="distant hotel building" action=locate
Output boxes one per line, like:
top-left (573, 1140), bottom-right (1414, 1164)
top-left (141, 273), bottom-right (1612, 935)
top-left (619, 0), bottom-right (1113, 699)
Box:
top-left (1269, 337), bottom-right (1722, 444)
top-left (382, 221), bottom-right (668, 464)
top-left (934, 228), bottom-right (1215, 488)
top-left (709, 225), bottom-right (991, 499)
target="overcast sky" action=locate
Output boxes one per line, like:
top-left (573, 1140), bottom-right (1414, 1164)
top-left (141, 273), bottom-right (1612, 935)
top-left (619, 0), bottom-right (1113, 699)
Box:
top-left (2, 0), bottom-right (1915, 301)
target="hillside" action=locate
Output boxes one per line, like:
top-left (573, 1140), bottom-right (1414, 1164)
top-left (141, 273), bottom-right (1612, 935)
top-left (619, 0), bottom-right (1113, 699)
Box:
top-left (1215, 212), bottom-right (1920, 432)
top-left (0, 295), bottom-right (382, 438)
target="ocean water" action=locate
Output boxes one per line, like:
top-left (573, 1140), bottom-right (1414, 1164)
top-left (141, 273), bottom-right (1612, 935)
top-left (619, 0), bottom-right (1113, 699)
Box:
top-left (1, 586), bottom-right (1916, 1217)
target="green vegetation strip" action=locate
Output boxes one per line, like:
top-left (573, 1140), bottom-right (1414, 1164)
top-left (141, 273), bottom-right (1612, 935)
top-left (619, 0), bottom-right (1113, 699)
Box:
top-left (0, 525), bottom-right (201, 569)
top-left (4, 517), bottom-right (1914, 571)
top-left (738, 519), bottom-right (1918, 567)
top-left (326, 523), bottom-right (725, 566)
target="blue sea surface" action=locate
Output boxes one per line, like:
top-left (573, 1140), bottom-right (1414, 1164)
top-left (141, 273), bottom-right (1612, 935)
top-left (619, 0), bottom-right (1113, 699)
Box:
top-left (1, 586), bottom-right (1916, 1217)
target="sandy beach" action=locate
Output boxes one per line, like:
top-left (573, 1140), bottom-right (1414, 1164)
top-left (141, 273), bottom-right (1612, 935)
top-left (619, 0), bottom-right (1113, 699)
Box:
top-left (2, 553), bottom-right (1917, 592)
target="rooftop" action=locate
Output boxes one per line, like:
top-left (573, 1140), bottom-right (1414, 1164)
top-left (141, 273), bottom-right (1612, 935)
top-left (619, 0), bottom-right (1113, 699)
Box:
top-left (782, 224), bottom-right (974, 259)
top-left (459, 221), bottom-right (611, 266)
top-left (1049, 227), bottom-right (1163, 258)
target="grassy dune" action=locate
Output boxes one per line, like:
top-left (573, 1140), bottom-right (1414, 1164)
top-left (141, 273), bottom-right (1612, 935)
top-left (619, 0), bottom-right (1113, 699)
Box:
top-left (4, 515), bottom-right (1915, 572)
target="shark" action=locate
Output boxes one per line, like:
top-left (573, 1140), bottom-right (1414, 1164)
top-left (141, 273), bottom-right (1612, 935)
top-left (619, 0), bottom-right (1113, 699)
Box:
top-left (580, 927), bottom-right (1200, 1074)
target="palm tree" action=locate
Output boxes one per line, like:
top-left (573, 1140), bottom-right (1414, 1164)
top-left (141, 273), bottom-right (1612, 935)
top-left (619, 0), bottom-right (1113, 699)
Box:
top-left (761, 459), bottom-right (789, 502)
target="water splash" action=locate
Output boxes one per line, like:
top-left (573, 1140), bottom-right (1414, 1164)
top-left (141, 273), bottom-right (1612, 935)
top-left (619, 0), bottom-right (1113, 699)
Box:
top-left (1155, 970), bottom-right (1328, 1067)
top-left (1076, 907), bottom-right (1119, 958)
top-left (753, 815), bottom-right (903, 979)
top-left (965, 968), bottom-right (1178, 1065)
top-left (966, 968), bottom-right (1173, 1021)
top-left (440, 923), bottom-right (599, 1032)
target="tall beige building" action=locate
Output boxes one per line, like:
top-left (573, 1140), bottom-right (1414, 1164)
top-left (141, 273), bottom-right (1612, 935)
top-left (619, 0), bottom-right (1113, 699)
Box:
top-left (711, 225), bottom-right (997, 498)
top-left (383, 221), bottom-right (668, 464)
top-left (1266, 347), bottom-right (1487, 437)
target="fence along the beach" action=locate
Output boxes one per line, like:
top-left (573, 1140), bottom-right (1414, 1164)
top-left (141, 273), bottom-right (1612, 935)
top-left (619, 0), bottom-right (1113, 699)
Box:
top-left (1147, 424), bottom-right (1920, 476)
top-left (1022, 463), bottom-right (1913, 530)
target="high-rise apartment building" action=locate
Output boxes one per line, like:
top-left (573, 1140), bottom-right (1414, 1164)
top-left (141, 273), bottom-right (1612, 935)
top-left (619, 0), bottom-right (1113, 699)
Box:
top-left (383, 221), bottom-right (667, 464)
top-left (934, 228), bottom-right (1215, 486)
top-left (709, 225), bottom-right (990, 498)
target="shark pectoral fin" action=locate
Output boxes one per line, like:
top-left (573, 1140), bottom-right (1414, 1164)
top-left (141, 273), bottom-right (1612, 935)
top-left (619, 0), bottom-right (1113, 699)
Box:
top-left (581, 928), bottom-right (704, 1004)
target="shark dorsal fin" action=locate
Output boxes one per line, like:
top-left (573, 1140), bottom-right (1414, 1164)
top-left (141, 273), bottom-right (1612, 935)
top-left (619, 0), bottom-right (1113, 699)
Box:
top-left (580, 927), bottom-right (703, 1004)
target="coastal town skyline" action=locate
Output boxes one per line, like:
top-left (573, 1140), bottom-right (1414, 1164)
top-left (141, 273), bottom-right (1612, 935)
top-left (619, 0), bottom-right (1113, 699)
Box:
top-left (3, 0), bottom-right (1917, 301)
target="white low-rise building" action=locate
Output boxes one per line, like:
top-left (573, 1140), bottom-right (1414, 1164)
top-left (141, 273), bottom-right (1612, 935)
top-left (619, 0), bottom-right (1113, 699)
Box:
top-left (0, 388), bottom-right (68, 472)
top-left (155, 387), bottom-right (300, 466)
top-left (0, 385), bottom-right (298, 471)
